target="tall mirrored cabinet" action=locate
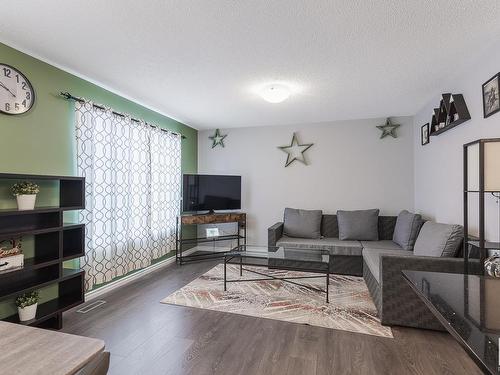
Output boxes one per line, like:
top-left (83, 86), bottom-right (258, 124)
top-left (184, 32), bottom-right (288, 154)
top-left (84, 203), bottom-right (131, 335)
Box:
top-left (464, 138), bottom-right (500, 275)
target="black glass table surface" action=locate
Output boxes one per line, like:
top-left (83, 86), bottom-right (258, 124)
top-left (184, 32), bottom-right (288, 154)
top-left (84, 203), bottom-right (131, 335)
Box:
top-left (403, 270), bottom-right (500, 375)
top-left (224, 245), bottom-right (330, 302)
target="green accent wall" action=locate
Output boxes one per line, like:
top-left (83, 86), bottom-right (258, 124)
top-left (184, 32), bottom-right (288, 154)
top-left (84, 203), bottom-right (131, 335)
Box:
top-left (0, 42), bottom-right (198, 318)
top-left (0, 42), bottom-right (197, 175)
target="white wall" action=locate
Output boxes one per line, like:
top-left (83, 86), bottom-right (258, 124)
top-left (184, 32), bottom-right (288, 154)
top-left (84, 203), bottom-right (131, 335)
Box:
top-left (198, 117), bottom-right (414, 245)
top-left (413, 42), bottom-right (500, 241)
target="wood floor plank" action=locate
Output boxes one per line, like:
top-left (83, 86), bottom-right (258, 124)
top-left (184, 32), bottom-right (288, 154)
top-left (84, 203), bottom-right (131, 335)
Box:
top-left (61, 260), bottom-right (482, 375)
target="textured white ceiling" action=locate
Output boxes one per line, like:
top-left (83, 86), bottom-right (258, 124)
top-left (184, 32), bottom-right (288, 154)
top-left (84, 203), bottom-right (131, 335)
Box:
top-left (1, 1), bottom-right (500, 129)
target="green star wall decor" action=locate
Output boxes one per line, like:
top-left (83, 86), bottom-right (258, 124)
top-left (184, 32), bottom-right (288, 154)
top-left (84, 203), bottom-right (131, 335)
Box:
top-left (209, 128), bottom-right (227, 148)
top-left (376, 118), bottom-right (400, 139)
top-left (278, 133), bottom-right (314, 167)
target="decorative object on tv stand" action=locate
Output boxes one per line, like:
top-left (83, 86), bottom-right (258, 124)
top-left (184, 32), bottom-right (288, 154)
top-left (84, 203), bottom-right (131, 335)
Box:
top-left (430, 93), bottom-right (470, 136)
top-left (15, 290), bottom-right (39, 322)
top-left (208, 128), bottom-right (227, 148)
top-left (463, 138), bottom-right (500, 275)
top-left (11, 181), bottom-right (39, 210)
top-left (421, 123), bottom-right (430, 146)
top-left (376, 118), bottom-right (400, 139)
top-left (278, 132), bottom-right (314, 167)
top-left (482, 72), bottom-right (500, 118)
top-left (0, 239), bottom-right (24, 272)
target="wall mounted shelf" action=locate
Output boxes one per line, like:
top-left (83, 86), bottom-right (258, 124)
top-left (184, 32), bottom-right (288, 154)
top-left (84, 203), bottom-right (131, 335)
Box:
top-left (430, 93), bottom-right (471, 136)
top-left (0, 173), bottom-right (86, 330)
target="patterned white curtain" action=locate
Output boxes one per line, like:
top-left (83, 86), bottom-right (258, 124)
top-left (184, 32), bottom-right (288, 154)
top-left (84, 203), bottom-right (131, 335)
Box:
top-left (75, 100), bottom-right (181, 291)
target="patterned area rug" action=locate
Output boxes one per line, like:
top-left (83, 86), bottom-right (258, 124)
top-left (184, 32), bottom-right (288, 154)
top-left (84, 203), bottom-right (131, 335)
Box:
top-left (161, 264), bottom-right (392, 338)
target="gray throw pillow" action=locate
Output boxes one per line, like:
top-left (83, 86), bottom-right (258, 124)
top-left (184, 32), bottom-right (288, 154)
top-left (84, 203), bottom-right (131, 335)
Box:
top-left (283, 208), bottom-right (322, 239)
top-left (392, 210), bottom-right (423, 250)
top-left (413, 222), bottom-right (463, 257)
top-left (337, 209), bottom-right (379, 241)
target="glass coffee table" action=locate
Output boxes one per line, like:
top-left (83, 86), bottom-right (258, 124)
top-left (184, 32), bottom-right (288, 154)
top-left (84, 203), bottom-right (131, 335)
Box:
top-left (223, 245), bottom-right (330, 303)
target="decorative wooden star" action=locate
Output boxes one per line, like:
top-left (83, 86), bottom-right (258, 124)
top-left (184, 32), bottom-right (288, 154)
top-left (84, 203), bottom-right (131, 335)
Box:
top-left (209, 129), bottom-right (227, 148)
top-left (376, 118), bottom-right (400, 139)
top-left (278, 133), bottom-right (314, 167)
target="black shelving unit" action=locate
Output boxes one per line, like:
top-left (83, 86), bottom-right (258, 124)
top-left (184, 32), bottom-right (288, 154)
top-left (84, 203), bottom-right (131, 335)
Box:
top-left (0, 173), bottom-right (85, 329)
top-left (431, 93), bottom-right (471, 136)
top-left (463, 139), bottom-right (500, 275)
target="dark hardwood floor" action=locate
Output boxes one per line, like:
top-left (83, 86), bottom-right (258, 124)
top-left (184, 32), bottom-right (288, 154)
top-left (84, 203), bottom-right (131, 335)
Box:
top-left (62, 260), bottom-right (481, 375)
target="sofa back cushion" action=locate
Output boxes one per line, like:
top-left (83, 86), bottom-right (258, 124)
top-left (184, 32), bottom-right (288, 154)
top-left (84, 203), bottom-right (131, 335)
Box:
top-left (392, 210), bottom-right (424, 250)
top-left (337, 209), bottom-right (380, 241)
top-left (378, 216), bottom-right (397, 240)
top-left (283, 208), bottom-right (322, 239)
top-left (413, 221), bottom-right (463, 257)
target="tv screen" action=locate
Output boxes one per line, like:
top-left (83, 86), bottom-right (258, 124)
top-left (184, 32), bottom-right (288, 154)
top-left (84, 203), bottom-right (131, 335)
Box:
top-left (183, 174), bottom-right (241, 212)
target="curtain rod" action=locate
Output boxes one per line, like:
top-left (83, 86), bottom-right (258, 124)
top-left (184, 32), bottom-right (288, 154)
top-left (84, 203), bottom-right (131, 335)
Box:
top-left (59, 92), bottom-right (186, 139)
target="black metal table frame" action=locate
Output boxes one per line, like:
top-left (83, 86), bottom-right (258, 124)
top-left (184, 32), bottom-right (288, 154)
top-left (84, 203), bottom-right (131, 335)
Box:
top-left (223, 254), bottom-right (330, 303)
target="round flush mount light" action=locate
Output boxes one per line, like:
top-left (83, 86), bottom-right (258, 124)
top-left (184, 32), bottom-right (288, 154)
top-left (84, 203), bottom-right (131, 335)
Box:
top-left (259, 83), bottom-right (291, 103)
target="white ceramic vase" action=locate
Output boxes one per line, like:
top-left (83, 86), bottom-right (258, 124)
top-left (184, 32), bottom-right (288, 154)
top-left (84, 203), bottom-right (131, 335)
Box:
top-left (16, 194), bottom-right (37, 211)
top-left (18, 303), bottom-right (37, 322)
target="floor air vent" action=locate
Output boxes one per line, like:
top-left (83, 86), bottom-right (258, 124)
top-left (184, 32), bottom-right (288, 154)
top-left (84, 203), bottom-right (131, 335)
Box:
top-left (77, 300), bottom-right (106, 314)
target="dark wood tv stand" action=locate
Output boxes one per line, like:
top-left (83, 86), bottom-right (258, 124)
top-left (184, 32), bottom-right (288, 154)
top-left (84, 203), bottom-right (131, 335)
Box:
top-left (175, 212), bottom-right (246, 265)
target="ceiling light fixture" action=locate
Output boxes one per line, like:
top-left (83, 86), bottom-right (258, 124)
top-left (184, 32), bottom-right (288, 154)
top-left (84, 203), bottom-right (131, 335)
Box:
top-left (259, 83), bottom-right (291, 103)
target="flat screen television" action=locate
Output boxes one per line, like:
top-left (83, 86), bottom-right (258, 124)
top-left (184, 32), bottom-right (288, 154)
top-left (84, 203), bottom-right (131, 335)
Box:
top-left (182, 174), bottom-right (241, 213)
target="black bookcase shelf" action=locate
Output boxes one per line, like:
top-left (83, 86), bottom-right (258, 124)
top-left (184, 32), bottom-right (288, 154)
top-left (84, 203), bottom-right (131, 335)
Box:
top-left (430, 93), bottom-right (471, 136)
top-left (5, 270), bottom-right (84, 326)
top-left (62, 225), bottom-right (85, 260)
top-left (0, 173), bottom-right (86, 330)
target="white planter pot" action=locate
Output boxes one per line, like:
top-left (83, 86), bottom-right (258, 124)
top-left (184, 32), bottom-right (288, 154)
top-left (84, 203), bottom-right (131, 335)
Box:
top-left (16, 194), bottom-right (37, 211)
top-left (18, 303), bottom-right (37, 322)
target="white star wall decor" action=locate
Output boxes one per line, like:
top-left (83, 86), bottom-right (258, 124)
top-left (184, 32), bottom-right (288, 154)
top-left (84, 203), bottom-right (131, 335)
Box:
top-left (209, 129), bottom-right (227, 148)
top-left (376, 118), bottom-right (400, 139)
top-left (278, 133), bottom-right (314, 167)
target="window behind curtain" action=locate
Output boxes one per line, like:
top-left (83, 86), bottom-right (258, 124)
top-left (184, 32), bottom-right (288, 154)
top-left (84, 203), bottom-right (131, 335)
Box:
top-left (75, 100), bottom-right (181, 291)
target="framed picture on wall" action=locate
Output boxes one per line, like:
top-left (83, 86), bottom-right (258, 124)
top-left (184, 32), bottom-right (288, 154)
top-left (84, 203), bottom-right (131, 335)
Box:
top-left (482, 73), bottom-right (500, 118)
top-left (421, 123), bottom-right (430, 145)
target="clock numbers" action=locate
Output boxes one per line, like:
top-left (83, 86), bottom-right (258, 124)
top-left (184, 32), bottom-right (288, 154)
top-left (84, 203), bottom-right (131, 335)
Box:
top-left (0, 64), bottom-right (35, 115)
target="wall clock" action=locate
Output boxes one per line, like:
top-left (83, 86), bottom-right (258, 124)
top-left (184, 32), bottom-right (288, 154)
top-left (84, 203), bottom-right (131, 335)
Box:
top-left (0, 63), bottom-right (35, 115)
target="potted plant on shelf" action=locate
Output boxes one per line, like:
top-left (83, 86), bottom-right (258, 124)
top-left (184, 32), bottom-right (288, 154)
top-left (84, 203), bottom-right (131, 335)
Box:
top-left (11, 181), bottom-right (40, 210)
top-left (15, 290), bottom-right (40, 322)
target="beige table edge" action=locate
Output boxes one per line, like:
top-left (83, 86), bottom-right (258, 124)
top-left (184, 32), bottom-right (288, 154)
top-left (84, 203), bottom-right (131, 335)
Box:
top-left (0, 321), bottom-right (105, 375)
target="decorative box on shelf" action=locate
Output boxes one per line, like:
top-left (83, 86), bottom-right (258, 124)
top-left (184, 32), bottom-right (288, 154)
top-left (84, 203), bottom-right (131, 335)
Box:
top-left (0, 248), bottom-right (24, 272)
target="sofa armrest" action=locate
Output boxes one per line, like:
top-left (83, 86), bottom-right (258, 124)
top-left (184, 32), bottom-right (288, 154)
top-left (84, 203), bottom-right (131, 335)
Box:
top-left (268, 222), bottom-right (284, 246)
top-left (378, 255), bottom-right (471, 329)
top-left (380, 255), bottom-right (465, 287)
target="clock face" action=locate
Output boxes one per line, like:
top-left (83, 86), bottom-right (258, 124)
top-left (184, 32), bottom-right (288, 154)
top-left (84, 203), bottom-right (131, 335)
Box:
top-left (0, 63), bottom-right (35, 115)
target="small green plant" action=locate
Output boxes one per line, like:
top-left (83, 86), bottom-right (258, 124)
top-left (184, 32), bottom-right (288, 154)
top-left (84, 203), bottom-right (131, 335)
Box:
top-left (11, 181), bottom-right (40, 196)
top-left (15, 290), bottom-right (40, 308)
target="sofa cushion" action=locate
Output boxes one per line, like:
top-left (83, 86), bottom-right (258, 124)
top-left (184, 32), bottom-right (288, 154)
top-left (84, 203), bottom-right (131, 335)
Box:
top-left (337, 209), bottom-right (379, 241)
top-left (413, 222), bottom-right (463, 257)
top-left (360, 240), bottom-right (403, 251)
top-left (283, 208), bottom-right (322, 239)
top-left (320, 215), bottom-right (339, 238)
top-left (362, 248), bottom-right (414, 282)
top-left (276, 236), bottom-right (363, 256)
top-left (392, 210), bottom-right (423, 250)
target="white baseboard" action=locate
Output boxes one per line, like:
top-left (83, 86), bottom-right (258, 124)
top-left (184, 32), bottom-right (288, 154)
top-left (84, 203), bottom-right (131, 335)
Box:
top-left (85, 247), bottom-right (198, 301)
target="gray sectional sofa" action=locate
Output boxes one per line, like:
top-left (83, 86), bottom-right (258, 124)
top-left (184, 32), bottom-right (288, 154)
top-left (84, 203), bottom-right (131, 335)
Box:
top-left (268, 208), bottom-right (468, 331)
